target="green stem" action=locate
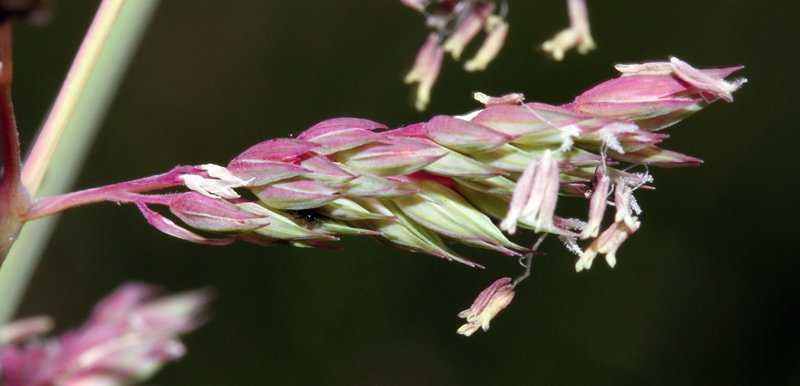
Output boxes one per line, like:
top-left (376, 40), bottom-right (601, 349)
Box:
top-left (20, 0), bottom-right (125, 195)
top-left (0, 0), bottom-right (161, 325)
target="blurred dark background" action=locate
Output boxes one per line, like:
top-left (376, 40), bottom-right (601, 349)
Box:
top-left (9, 1), bottom-right (800, 385)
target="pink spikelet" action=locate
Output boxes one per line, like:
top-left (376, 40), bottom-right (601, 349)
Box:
top-left (26, 57), bottom-right (746, 271)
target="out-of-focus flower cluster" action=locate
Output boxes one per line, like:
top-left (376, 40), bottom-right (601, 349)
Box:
top-left (0, 283), bottom-right (209, 386)
top-left (130, 58), bottom-right (744, 275)
top-left (401, 0), bottom-right (595, 110)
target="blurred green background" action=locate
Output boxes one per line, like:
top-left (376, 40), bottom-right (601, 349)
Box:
top-left (9, 1), bottom-right (800, 384)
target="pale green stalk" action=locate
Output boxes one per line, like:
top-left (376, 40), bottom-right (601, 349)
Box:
top-left (0, 0), bottom-right (160, 324)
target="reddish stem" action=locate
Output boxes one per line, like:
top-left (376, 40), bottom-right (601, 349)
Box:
top-left (23, 166), bottom-right (200, 220)
top-left (0, 22), bottom-right (20, 191)
top-left (0, 22), bottom-right (28, 262)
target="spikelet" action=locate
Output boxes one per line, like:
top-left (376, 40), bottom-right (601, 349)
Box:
top-left (134, 58), bottom-right (744, 270)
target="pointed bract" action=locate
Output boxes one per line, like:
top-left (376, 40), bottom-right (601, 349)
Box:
top-left (394, 179), bottom-right (525, 254)
top-left (424, 115), bottom-right (517, 153)
top-left (571, 57), bottom-right (746, 124)
top-left (300, 155), bottom-right (357, 185)
top-left (169, 192), bottom-right (270, 232)
top-left (669, 57), bottom-right (746, 102)
top-left (227, 140), bottom-right (314, 185)
top-left (356, 198), bottom-right (480, 267)
top-left (232, 138), bottom-right (318, 163)
top-left (136, 203), bottom-right (235, 245)
top-left (297, 118), bottom-right (388, 155)
top-left (226, 158), bottom-right (309, 187)
top-left (252, 178), bottom-right (343, 210)
top-left (473, 103), bottom-right (609, 146)
top-left (342, 168), bottom-right (420, 198)
top-left (609, 146), bottom-right (703, 167)
top-left (312, 219), bottom-right (382, 236)
top-left (334, 136), bottom-right (447, 176)
top-left (239, 203), bottom-right (336, 241)
top-left (423, 146), bottom-right (508, 178)
top-left (316, 197), bottom-right (395, 221)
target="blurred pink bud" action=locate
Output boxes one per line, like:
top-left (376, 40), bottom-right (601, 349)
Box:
top-left (0, 283), bottom-right (209, 386)
top-left (443, 2), bottom-right (494, 60)
top-left (457, 277), bottom-right (515, 336)
top-left (402, 1), bottom-right (512, 106)
top-left (0, 317), bottom-right (54, 345)
top-left (542, 0), bottom-right (595, 61)
top-left (464, 17), bottom-right (508, 72)
top-left (399, 0), bottom-right (427, 12)
top-left (405, 33), bottom-right (444, 111)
